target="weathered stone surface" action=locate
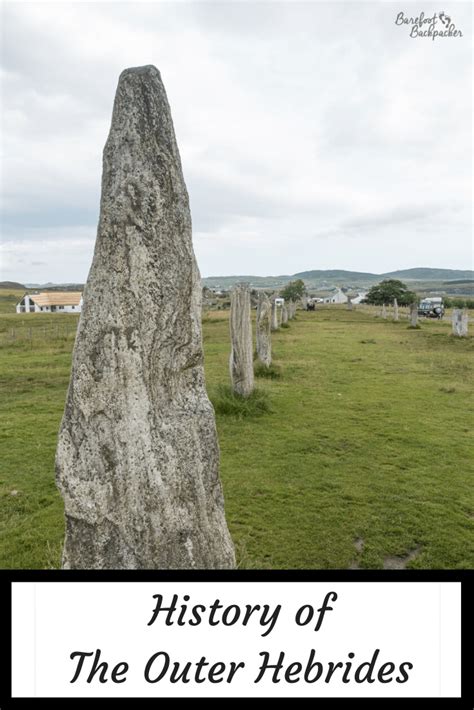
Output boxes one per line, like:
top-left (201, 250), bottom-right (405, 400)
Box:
top-left (271, 301), bottom-right (279, 331)
top-left (347, 297), bottom-right (353, 311)
top-left (256, 292), bottom-right (272, 367)
top-left (277, 303), bottom-right (283, 326)
top-left (381, 303), bottom-right (387, 319)
top-left (393, 298), bottom-right (399, 321)
top-left (301, 295), bottom-right (308, 310)
top-left (409, 302), bottom-right (418, 327)
top-left (288, 301), bottom-right (297, 319)
top-left (452, 308), bottom-right (468, 336)
top-left (229, 283), bottom-right (254, 396)
top-left (281, 303), bottom-right (289, 324)
top-left (55, 66), bottom-right (235, 570)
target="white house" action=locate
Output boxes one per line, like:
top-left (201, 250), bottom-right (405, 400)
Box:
top-left (16, 292), bottom-right (83, 314)
top-left (274, 297), bottom-right (285, 306)
top-left (323, 288), bottom-right (348, 304)
top-left (351, 291), bottom-right (368, 304)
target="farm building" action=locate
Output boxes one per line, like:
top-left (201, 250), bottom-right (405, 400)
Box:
top-left (323, 288), bottom-right (348, 304)
top-left (16, 292), bottom-right (83, 314)
top-left (350, 291), bottom-right (368, 304)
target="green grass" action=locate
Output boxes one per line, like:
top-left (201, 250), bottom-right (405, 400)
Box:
top-left (210, 384), bottom-right (271, 418)
top-left (0, 288), bottom-right (25, 314)
top-left (0, 305), bottom-right (473, 569)
top-left (254, 361), bottom-right (282, 379)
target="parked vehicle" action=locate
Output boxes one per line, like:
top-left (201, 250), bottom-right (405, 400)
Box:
top-left (418, 298), bottom-right (444, 319)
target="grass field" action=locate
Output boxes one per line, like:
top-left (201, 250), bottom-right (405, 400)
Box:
top-left (1, 288), bottom-right (473, 569)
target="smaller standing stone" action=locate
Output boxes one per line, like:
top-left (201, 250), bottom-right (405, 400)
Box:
top-left (347, 297), bottom-right (353, 311)
top-left (281, 303), bottom-right (289, 324)
top-left (409, 302), bottom-right (418, 327)
top-left (277, 302), bottom-right (283, 327)
top-left (256, 292), bottom-right (272, 367)
top-left (301, 295), bottom-right (308, 310)
top-left (452, 308), bottom-right (469, 337)
top-left (229, 283), bottom-right (254, 397)
top-left (393, 298), bottom-right (399, 321)
top-left (271, 300), bottom-right (279, 331)
top-left (381, 303), bottom-right (387, 319)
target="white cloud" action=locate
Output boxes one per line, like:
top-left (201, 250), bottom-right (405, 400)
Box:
top-left (1, 1), bottom-right (472, 282)
top-left (0, 227), bottom-right (96, 282)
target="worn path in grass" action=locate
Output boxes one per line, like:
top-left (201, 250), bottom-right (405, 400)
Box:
top-left (0, 304), bottom-right (473, 568)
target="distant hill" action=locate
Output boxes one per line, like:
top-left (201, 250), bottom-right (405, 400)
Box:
top-left (203, 267), bottom-right (473, 290)
top-left (442, 279), bottom-right (473, 285)
top-left (293, 269), bottom-right (377, 281)
top-left (203, 275), bottom-right (292, 288)
top-left (0, 281), bottom-right (25, 290)
top-left (11, 269), bottom-right (473, 293)
top-left (24, 283), bottom-right (85, 291)
top-left (382, 268), bottom-right (473, 281)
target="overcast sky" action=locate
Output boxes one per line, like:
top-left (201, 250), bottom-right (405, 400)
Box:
top-left (1, 1), bottom-right (472, 282)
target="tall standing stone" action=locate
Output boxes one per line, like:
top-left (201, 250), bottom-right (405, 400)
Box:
top-left (393, 298), bottom-right (399, 321)
top-left (271, 300), bottom-right (279, 331)
top-left (452, 308), bottom-right (469, 337)
top-left (281, 303), bottom-right (289, 324)
top-left (409, 302), bottom-right (418, 327)
top-left (301, 295), bottom-right (308, 310)
top-left (381, 303), bottom-right (387, 319)
top-left (256, 292), bottom-right (272, 367)
top-left (277, 303), bottom-right (283, 326)
top-left (347, 297), bottom-right (353, 311)
top-left (229, 283), bottom-right (254, 396)
top-left (55, 66), bottom-right (235, 570)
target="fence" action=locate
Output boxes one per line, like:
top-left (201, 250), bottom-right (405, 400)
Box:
top-left (1, 321), bottom-right (78, 346)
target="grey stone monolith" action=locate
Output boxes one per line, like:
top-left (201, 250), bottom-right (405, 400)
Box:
top-left (271, 301), bottom-right (279, 331)
top-left (381, 303), bottom-right (387, 319)
top-left (229, 283), bottom-right (254, 396)
top-left (409, 302), bottom-right (418, 327)
top-left (347, 297), bottom-right (353, 311)
top-left (281, 303), bottom-right (289, 324)
top-left (452, 308), bottom-right (468, 337)
top-left (277, 303), bottom-right (283, 326)
top-left (55, 65), bottom-right (235, 570)
top-left (272, 301), bottom-right (280, 331)
top-left (393, 298), bottom-right (399, 321)
top-left (256, 292), bottom-right (272, 367)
